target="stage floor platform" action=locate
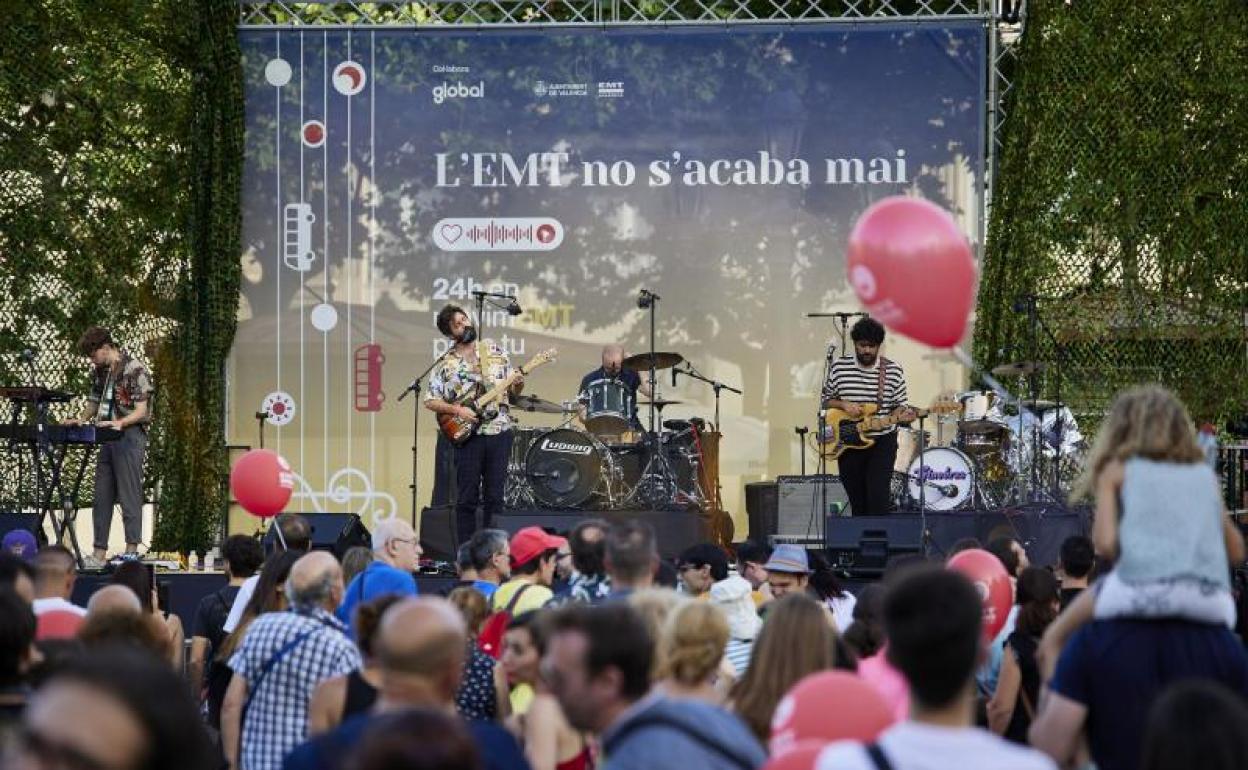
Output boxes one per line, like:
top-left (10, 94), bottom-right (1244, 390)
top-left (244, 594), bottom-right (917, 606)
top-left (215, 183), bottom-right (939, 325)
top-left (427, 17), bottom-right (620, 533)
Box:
top-left (420, 506), bottom-right (712, 560)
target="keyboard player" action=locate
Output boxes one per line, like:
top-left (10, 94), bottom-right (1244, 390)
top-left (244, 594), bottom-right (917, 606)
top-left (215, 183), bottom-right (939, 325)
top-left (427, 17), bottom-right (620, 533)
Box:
top-left (63, 326), bottom-right (153, 567)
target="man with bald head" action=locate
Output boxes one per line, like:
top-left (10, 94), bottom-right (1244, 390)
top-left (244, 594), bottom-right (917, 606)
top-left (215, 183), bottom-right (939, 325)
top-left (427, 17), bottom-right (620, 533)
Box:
top-left (223, 552), bottom-right (361, 770)
top-left (578, 344), bottom-right (652, 437)
top-left (284, 596), bottom-right (529, 770)
top-left (86, 583), bottom-right (143, 615)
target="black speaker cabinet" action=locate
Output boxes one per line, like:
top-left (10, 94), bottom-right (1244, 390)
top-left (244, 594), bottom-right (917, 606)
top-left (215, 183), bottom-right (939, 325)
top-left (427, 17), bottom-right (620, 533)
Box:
top-left (263, 513), bottom-right (371, 557)
top-left (825, 514), bottom-right (923, 577)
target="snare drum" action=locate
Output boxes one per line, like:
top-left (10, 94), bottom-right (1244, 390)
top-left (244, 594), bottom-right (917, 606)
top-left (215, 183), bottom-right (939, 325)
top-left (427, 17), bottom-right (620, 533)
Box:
top-left (583, 379), bottom-right (633, 435)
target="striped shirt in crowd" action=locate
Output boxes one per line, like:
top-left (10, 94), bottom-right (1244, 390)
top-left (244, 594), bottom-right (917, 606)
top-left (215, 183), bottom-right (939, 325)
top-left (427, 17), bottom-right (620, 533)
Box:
top-left (821, 356), bottom-right (908, 436)
top-left (725, 637), bottom-right (754, 676)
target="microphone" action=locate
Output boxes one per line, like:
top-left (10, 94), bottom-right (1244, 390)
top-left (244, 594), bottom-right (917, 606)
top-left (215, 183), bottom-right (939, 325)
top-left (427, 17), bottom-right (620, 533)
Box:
top-left (460, 326), bottom-right (477, 344)
top-left (826, 342), bottom-right (837, 362)
top-left (469, 290), bottom-right (516, 300)
top-left (806, 311), bottom-right (868, 319)
top-left (672, 367), bottom-right (678, 388)
top-left (254, 411), bottom-right (270, 420)
top-left (507, 299), bottom-right (522, 316)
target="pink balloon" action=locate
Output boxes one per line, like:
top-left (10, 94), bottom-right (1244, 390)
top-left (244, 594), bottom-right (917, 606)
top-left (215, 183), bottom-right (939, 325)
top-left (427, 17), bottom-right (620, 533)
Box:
top-left (230, 449), bottom-right (294, 518)
top-left (847, 196), bottom-right (976, 348)
top-left (762, 742), bottom-right (828, 770)
top-left (770, 671), bottom-right (895, 756)
top-left (947, 548), bottom-right (1014, 641)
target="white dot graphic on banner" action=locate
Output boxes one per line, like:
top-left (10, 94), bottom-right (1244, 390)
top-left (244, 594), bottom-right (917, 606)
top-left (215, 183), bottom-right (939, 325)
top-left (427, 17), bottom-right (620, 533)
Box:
top-left (310, 303), bottom-right (338, 332)
top-left (261, 391), bottom-right (297, 426)
top-left (333, 61), bottom-right (367, 96)
top-left (301, 120), bottom-right (326, 148)
top-left (265, 58), bottom-right (292, 87)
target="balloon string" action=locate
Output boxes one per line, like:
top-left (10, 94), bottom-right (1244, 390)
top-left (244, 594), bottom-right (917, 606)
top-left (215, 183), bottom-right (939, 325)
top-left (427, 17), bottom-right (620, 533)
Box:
top-left (274, 521), bottom-right (288, 550)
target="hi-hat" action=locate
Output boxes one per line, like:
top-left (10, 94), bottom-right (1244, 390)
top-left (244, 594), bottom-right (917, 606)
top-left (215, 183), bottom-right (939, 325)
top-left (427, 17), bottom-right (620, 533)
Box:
top-left (511, 394), bottom-right (564, 414)
top-left (623, 352), bottom-right (683, 372)
top-left (991, 361), bottom-right (1048, 378)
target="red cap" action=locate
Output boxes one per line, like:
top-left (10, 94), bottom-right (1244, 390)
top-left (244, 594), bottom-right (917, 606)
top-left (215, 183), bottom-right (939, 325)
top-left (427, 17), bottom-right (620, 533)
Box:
top-left (510, 526), bottom-right (567, 568)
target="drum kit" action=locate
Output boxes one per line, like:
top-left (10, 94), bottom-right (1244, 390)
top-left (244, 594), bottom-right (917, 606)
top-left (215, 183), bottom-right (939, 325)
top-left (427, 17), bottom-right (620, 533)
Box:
top-left (890, 360), bottom-right (1086, 511)
top-left (504, 351), bottom-right (723, 512)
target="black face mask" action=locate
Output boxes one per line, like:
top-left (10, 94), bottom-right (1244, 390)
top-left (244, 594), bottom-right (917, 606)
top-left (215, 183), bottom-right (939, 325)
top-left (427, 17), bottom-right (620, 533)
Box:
top-left (458, 325), bottom-right (477, 344)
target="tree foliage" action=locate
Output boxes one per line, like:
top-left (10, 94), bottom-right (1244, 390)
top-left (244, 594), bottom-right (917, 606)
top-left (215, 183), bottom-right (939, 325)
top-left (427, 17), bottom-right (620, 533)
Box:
top-left (975, 1), bottom-right (1248, 425)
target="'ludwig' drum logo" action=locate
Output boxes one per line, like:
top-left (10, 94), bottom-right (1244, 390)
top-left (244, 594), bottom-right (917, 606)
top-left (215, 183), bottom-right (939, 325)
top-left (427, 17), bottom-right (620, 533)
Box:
top-left (542, 439), bottom-right (593, 455)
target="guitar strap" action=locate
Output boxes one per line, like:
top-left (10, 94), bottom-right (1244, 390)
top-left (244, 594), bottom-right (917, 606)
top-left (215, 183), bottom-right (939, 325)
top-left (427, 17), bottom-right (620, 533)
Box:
top-left (876, 357), bottom-right (889, 411)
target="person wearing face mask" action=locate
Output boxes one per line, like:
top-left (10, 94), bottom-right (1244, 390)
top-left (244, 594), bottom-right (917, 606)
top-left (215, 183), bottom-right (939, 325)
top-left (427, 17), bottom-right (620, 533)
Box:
top-left (426, 304), bottom-right (525, 544)
top-left (821, 316), bottom-right (915, 517)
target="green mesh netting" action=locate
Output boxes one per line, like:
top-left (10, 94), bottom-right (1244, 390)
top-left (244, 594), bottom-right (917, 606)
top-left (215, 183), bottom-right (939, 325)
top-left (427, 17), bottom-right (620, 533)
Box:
top-left (975, 1), bottom-right (1248, 430)
top-left (0, 0), bottom-right (243, 554)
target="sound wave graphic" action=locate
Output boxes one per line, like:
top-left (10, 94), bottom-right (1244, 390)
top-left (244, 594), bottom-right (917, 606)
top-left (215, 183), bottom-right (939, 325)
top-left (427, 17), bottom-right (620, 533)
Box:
top-left (433, 217), bottom-right (564, 252)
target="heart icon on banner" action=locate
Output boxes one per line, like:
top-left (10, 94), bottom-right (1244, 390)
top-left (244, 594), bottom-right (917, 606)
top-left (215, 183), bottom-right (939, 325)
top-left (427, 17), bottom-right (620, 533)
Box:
top-left (846, 196), bottom-right (977, 349)
top-left (440, 224), bottom-right (463, 243)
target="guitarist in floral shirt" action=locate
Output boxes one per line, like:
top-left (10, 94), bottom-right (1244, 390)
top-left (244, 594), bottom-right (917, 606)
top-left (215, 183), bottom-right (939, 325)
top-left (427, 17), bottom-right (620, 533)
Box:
top-left (425, 304), bottom-right (524, 544)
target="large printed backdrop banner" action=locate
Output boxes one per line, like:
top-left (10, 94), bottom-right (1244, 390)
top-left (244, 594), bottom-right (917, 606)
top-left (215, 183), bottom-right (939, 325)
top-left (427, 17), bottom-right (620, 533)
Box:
top-left (233, 24), bottom-right (986, 533)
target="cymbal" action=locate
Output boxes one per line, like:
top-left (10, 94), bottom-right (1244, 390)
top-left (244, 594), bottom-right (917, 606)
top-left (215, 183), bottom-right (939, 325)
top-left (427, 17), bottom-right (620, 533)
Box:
top-left (638, 399), bottom-right (682, 410)
top-left (0, 386), bottom-right (73, 403)
top-left (622, 352), bottom-right (683, 372)
top-left (991, 361), bottom-right (1049, 378)
top-left (510, 394), bottom-right (565, 414)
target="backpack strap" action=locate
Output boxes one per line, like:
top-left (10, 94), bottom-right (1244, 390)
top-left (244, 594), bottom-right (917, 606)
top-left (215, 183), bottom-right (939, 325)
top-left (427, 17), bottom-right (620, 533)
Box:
top-left (603, 712), bottom-right (756, 770)
top-left (875, 357), bottom-right (889, 409)
top-left (505, 583), bottom-right (533, 614)
top-left (866, 743), bottom-right (895, 770)
top-left (240, 627), bottom-right (318, 724)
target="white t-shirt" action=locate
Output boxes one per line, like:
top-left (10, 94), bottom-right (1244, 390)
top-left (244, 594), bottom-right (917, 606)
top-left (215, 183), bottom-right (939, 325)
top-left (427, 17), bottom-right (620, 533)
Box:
top-left (817, 722), bottom-right (1055, 770)
top-left (32, 597), bottom-right (87, 617)
top-left (827, 592), bottom-right (858, 633)
top-left (221, 574), bottom-right (259, 634)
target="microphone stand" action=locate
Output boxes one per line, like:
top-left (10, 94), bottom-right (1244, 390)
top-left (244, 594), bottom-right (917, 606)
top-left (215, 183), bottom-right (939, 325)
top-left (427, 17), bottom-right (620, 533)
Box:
top-left (673, 363), bottom-right (742, 513)
top-left (400, 347), bottom-right (454, 531)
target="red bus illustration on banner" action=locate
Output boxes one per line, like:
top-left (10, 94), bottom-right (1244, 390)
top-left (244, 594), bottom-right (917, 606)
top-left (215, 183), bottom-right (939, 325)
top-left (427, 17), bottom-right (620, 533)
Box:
top-left (353, 343), bottom-right (385, 412)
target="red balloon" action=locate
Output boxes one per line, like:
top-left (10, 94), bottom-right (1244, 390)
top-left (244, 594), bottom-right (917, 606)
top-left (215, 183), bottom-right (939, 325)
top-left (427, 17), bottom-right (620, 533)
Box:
top-left (846, 196), bottom-right (977, 349)
top-left (762, 742), bottom-right (828, 770)
top-left (769, 671), bottom-right (895, 756)
top-left (230, 449), bottom-right (294, 518)
top-left (947, 548), bottom-right (1014, 640)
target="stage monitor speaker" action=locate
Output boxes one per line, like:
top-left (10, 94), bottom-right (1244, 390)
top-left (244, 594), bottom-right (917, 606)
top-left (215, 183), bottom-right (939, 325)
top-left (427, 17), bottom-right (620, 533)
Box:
top-left (263, 513), bottom-right (371, 558)
top-left (825, 514), bottom-right (922, 577)
top-left (773, 475), bottom-right (850, 544)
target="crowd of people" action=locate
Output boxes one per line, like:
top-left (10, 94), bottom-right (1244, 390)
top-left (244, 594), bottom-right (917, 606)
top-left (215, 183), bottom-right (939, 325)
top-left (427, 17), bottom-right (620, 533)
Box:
top-left (1, 384), bottom-right (1248, 770)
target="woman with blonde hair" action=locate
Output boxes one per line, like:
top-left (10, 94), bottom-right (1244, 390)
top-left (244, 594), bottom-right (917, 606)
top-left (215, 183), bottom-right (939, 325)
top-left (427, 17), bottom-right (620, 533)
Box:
top-left (626, 588), bottom-right (686, 678)
top-left (729, 593), bottom-right (837, 744)
top-left (1039, 384), bottom-right (1245, 674)
top-left (657, 600), bottom-right (730, 704)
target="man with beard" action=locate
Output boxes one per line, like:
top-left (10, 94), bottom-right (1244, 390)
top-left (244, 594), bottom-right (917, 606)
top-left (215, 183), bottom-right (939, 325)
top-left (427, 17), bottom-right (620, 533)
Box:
top-left (821, 317), bottom-right (915, 516)
top-left (425, 304), bottom-right (524, 544)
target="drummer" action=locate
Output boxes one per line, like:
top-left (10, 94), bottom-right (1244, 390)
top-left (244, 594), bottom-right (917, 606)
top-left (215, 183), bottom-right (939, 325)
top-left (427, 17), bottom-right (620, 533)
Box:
top-left (577, 344), bottom-right (652, 431)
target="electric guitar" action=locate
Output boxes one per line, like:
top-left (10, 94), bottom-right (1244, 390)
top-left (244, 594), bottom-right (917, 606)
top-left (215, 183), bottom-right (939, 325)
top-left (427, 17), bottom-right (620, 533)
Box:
top-left (818, 398), bottom-right (960, 461)
top-left (437, 348), bottom-right (558, 445)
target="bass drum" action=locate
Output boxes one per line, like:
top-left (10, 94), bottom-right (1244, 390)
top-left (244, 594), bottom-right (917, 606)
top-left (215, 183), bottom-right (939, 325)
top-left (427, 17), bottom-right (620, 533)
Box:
top-left (904, 447), bottom-right (976, 512)
top-left (526, 428), bottom-right (606, 508)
